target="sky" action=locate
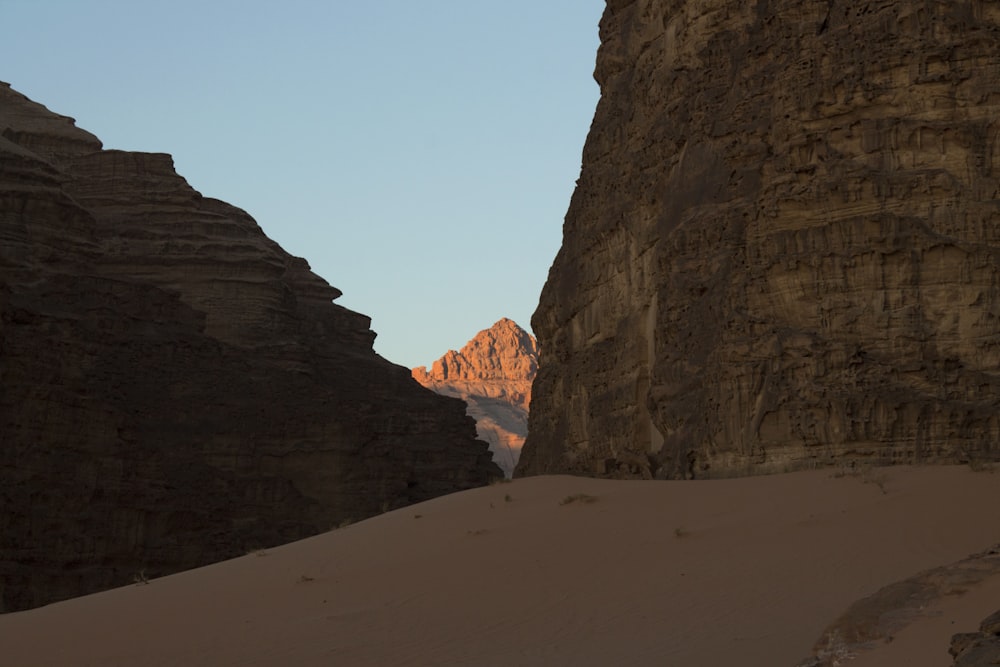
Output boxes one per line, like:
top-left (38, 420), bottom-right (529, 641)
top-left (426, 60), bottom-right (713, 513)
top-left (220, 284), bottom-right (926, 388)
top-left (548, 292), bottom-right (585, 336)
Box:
top-left (1, 0), bottom-right (604, 369)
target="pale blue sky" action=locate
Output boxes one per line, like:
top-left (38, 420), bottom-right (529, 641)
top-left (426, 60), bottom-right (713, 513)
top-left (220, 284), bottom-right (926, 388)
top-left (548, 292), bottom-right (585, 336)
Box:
top-left (2, 1), bottom-right (604, 368)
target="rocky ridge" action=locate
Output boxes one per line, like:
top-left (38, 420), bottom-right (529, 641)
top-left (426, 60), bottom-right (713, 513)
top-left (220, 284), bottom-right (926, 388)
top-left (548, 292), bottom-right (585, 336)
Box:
top-left (413, 318), bottom-right (537, 476)
top-left (0, 82), bottom-right (500, 612)
top-left (518, 0), bottom-right (1000, 479)
top-left (800, 542), bottom-right (1000, 665)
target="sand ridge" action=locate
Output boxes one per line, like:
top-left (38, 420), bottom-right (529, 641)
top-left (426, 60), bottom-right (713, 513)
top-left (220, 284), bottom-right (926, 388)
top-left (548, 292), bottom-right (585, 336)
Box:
top-left (1, 466), bottom-right (997, 666)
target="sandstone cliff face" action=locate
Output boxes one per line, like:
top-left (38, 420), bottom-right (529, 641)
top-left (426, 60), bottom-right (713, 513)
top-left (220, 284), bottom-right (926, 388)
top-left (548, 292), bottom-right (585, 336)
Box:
top-left (413, 318), bottom-right (537, 476)
top-left (518, 0), bottom-right (1000, 479)
top-left (0, 82), bottom-right (500, 612)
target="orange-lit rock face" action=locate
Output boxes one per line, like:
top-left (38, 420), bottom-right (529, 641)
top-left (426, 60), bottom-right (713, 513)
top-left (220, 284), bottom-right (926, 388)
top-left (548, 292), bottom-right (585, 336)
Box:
top-left (413, 318), bottom-right (538, 476)
top-left (0, 82), bottom-right (500, 612)
top-left (519, 0), bottom-right (1000, 480)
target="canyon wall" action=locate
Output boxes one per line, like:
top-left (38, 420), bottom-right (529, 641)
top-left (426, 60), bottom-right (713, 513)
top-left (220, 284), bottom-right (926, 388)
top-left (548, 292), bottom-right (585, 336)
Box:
top-left (0, 83), bottom-right (500, 611)
top-left (413, 318), bottom-right (537, 477)
top-left (518, 0), bottom-right (1000, 479)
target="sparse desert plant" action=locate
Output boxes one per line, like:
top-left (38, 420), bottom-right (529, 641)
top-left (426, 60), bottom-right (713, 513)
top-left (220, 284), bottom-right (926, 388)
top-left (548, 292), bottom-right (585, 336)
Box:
top-left (968, 458), bottom-right (996, 473)
top-left (674, 527), bottom-right (691, 538)
top-left (559, 493), bottom-right (598, 505)
top-left (861, 467), bottom-right (889, 494)
top-left (337, 518), bottom-right (354, 529)
top-left (297, 574), bottom-right (315, 583)
top-left (414, 513), bottom-right (423, 519)
top-left (467, 528), bottom-right (489, 536)
top-left (833, 463), bottom-right (890, 494)
top-left (504, 494), bottom-right (513, 503)
top-left (830, 465), bottom-right (852, 479)
top-left (490, 477), bottom-right (512, 486)
top-left (133, 570), bottom-right (149, 585)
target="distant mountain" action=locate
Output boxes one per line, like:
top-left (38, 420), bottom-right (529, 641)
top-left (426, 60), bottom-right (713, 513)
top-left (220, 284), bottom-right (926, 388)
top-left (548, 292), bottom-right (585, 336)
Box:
top-left (413, 319), bottom-right (538, 476)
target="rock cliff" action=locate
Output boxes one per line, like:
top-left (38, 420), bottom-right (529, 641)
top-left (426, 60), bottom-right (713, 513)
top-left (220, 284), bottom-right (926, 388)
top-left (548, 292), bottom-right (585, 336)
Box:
top-left (518, 0), bottom-right (1000, 479)
top-left (413, 318), bottom-right (537, 477)
top-left (0, 82), bottom-right (500, 612)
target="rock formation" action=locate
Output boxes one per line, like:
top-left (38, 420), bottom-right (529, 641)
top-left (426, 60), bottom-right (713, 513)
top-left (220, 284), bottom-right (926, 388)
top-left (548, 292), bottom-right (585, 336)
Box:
top-left (0, 82), bottom-right (500, 612)
top-left (800, 542), bottom-right (1000, 665)
top-left (518, 0), bottom-right (1000, 479)
top-left (413, 318), bottom-right (537, 477)
top-left (951, 609), bottom-right (1000, 666)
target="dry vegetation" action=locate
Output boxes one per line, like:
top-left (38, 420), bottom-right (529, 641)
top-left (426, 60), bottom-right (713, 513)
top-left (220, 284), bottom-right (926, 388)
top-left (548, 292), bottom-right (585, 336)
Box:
top-left (830, 464), bottom-right (890, 494)
top-left (559, 493), bottom-right (599, 506)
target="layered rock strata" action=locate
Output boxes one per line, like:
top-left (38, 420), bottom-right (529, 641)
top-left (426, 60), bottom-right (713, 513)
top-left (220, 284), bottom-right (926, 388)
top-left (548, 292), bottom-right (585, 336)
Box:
top-left (518, 0), bottom-right (1000, 479)
top-left (413, 318), bottom-right (537, 477)
top-left (0, 82), bottom-right (500, 612)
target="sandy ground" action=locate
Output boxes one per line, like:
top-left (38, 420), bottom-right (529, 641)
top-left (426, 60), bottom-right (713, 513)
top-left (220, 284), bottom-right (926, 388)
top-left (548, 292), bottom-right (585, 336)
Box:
top-left (1, 466), bottom-right (998, 666)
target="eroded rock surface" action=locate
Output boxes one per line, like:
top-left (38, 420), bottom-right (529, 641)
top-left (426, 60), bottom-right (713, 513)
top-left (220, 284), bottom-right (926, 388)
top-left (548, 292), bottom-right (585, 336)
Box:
top-left (951, 609), bottom-right (1000, 666)
top-left (519, 0), bottom-right (1000, 479)
top-left (0, 82), bottom-right (500, 612)
top-left (800, 543), bottom-right (1000, 666)
top-left (413, 318), bottom-right (537, 476)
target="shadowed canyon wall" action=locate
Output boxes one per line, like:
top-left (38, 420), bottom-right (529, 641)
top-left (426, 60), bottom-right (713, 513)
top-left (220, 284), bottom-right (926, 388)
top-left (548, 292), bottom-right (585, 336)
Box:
top-left (518, 0), bottom-right (1000, 479)
top-left (0, 83), bottom-right (500, 611)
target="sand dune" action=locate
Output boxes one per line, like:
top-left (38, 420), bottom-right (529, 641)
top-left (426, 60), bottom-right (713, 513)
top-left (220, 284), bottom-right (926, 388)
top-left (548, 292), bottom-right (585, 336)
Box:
top-left (1, 466), bottom-right (997, 666)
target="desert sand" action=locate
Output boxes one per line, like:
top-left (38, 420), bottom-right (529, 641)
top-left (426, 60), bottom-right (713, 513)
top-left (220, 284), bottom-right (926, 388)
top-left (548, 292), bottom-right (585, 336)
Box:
top-left (1, 466), bottom-right (998, 666)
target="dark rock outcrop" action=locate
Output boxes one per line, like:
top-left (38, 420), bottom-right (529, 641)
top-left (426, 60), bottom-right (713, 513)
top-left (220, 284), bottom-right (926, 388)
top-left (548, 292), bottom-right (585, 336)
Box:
top-left (0, 82), bottom-right (500, 612)
top-left (413, 318), bottom-right (537, 477)
top-left (951, 609), bottom-right (1000, 666)
top-left (519, 0), bottom-right (1000, 479)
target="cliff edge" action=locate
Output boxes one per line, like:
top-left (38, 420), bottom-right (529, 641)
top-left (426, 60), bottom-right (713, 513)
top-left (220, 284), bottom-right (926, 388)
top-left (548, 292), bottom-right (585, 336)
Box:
top-left (0, 82), bottom-right (500, 611)
top-left (519, 0), bottom-right (1000, 479)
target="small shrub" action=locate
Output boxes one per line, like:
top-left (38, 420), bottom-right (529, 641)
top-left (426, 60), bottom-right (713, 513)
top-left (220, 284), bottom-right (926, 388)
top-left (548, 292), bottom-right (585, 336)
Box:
top-left (968, 458), bottom-right (996, 473)
top-left (133, 570), bottom-right (149, 586)
top-left (833, 464), bottom-right (890, 494)
top-left (297, 574), bottom-right (315, 583)
top-left (559, 493), bottom-right (598, 505)
top-left (830, 466), bottom-right (851, 479)
top-left (861, 468), bottom-right (889, 494)
top-left (504, 494), bottom-right (513, 503)
top-left (674, 527), bottom-right (691, 538)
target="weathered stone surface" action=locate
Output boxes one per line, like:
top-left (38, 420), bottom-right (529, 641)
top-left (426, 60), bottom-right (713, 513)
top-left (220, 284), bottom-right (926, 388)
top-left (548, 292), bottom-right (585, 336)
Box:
top-left (519, 0), bottom-right (1000, 479)
top-left (0, 82), bottom-right (500, 612)
top-left (799, 544), bottom-right (1000, 666)
top-left (951, 610), bottom-right (1000, 665)
top-left (978, 608), bottom-right (1000, 635)
top-left (413, 318), bottom-right (537, 476)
